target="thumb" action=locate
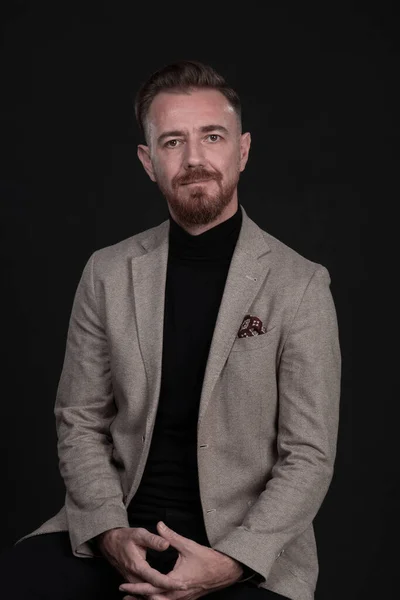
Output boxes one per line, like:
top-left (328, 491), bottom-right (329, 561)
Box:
top-left (157, 521), bottom-right (189, 553)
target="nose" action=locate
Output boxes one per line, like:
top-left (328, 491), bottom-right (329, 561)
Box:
top-left (183, 139), bottom-right (205, 168)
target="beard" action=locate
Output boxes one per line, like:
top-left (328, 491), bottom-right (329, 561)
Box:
top-left (155, 166), bottom-right (240, 227)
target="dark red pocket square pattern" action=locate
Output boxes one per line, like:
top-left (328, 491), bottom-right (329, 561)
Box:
top-left (237, 314), bottom-right (267, 338)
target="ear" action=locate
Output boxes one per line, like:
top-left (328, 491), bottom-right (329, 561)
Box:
top-left (239, 132), bottom-right (251, 172)
top-left (137, 144), bottom-right (156, 182)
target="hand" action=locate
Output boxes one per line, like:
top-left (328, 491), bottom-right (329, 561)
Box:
top-left (95, 526), bottom-right (188, 594)
top-left (119, 521), bottom-right (244, 600)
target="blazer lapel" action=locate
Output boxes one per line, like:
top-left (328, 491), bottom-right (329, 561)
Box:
top-left (130, 204), bottom-right (272, 436)
top-left (197, 205), bottom-right (271, 428)
top-left (130, 221), bottom-right (169, 437)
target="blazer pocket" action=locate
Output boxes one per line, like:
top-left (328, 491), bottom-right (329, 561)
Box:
top-left (230, 326), bottom-right (278, 352)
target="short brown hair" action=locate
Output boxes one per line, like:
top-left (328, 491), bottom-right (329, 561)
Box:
top-left (134, 60), bottom-right (242, 143)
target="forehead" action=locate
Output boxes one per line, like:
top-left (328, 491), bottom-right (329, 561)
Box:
top-left (147, 88), bottom-right (236, 132)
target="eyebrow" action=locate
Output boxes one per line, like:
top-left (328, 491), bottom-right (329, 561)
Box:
top-left (157, 124), bottom-right (229, 145)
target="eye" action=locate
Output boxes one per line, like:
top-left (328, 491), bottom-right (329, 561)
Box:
top-left (164, 139), bottom-right (181, 148)
top-left (207, 134), bottom-right (221, 142)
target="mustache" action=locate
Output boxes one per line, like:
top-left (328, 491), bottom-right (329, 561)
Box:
top-left (175, 169), bottom-right (222, 186)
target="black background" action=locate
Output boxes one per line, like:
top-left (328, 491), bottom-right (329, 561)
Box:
top-left (1, 3), bottom-right (398, 599)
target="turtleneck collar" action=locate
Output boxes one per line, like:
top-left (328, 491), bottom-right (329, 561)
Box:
top-left (168, 205), bottom-right (243, 260)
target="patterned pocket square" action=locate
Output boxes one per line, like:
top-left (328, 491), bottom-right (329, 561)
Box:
top-left (237, 314), bottom-right (267, 338)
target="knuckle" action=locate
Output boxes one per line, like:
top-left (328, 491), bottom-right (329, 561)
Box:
top-left (135, 526), bottom-right (145, 535)
top-left (133, 561), bottom-right (144, 574)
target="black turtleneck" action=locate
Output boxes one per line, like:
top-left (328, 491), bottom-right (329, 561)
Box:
top-left (127, 206), bottom-right (242, 528)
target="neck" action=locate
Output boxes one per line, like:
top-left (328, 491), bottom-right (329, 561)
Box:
top-left (168, 202), bottom-right (242, 260)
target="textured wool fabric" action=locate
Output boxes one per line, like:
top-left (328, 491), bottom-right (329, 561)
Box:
top-left (16, 205), bottom-right (341, 600)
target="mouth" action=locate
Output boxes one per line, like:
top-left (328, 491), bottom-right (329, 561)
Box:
top-left (182, 179), bottom-right (212, 185)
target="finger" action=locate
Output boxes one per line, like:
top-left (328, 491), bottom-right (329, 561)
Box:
top-left (134, 563), bottom-right (187, 591)
top-left (156, 521), bottom-right (192, 553)
top-left (135, 527), bottom-right (170, 551)
top-left (120, 581), bottom-right (167, 595)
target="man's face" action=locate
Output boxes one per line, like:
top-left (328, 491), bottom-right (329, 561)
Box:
top-left (137, 88), bottom-right (251, 227)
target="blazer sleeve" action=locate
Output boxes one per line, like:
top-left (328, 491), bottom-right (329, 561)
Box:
top-left (55, 252), bottom-right (130, 557)
top-left (212, 264), bottom-right (341, 584)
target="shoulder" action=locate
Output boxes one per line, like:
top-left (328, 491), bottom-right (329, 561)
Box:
top-left (86, 219), bottom-right (169, 276)
top-left (259, 226), bottom-right (330, 286)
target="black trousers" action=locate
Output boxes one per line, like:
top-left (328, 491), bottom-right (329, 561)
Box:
top-left (0, 507), bottom-right (289, 600)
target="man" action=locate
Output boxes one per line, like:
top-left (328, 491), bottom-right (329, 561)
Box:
top-left (0, 60), bottom-right (341, 600)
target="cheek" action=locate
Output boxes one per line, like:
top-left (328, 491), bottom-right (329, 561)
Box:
top-left (221, 158), bottom-right (240, 180)
top-left (218, 148), bottom-right (240, 174)
top-left (153, 162), bottom-right (170, 185)
top-left (154, 156), bottom-right (179, 183)
top-left (230, 147), bottom-right (242, 169)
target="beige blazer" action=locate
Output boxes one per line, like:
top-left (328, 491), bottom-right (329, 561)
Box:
top-left (17, 204), bottom-right (341, 600)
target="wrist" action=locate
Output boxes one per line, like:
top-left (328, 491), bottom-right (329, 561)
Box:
top-left (237, 562), bottom-right (255, 581)
top-left (94, 527), bottom-right (123, 548)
